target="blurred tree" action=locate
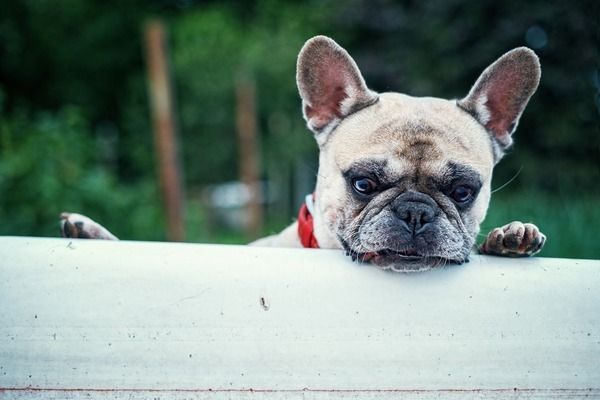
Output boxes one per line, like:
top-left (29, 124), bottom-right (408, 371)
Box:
top-left (0, 0), bottom-right (155, 179)
top-left (170, 2), bottom-right (325, 185)
top-left (0, 106), bottom-right (164, 239)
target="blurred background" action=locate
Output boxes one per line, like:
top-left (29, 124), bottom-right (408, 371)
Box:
top-left (0, 0), bottom-right (598, 258)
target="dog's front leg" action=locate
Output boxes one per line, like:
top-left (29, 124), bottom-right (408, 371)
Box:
top-left (479, 221), bottom-right (546, 257)
top-left (60, 212), bottom-right (118, 240)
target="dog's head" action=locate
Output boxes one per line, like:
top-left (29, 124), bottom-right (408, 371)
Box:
top-left (296, 36), bottom-right (540, 271)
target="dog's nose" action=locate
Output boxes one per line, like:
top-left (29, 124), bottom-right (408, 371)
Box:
top-left (394, 201), bottom-right (436, 234)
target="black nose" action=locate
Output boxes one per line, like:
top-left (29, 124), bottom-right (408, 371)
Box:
top-left (395, 201), bottom-right (435, 233)
top-left (392, 191), bottom-right (437, 234)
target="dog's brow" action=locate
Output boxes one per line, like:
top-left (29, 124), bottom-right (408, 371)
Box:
top-left (443, 162), bottom-right (482, 187)
top-left (342, 158), bottom-right (388, 179)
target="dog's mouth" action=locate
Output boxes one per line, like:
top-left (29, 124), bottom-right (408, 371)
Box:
top-left (359, 248), bottom-right (422, 262)
top-left (345, 247), bottom-right (466, 272)
top-left (339, 237), bottom-right (467, 272)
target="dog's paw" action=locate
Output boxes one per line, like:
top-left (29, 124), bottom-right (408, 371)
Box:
top-left (480, 221), bottom-right (546, 257)
top-left (60, 212), bottom-right (118, 240)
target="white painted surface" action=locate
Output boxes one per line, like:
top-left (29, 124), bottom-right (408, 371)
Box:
top-left (0, 236), bottom-right (599, 399)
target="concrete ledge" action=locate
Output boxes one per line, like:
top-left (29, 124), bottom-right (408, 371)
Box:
top-left (1, 237), bottom-right (599, 399)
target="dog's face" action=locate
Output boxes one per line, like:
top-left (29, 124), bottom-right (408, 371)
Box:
top-left (296, 36), bottom-right (540, 271)
top-left (315, 94), bottom-right (495, 271)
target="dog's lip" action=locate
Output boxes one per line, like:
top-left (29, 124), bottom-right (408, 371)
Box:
top-left (361, 248), bottom-right (424, 262)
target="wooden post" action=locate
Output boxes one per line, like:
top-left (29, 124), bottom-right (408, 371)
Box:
top-left (143, 20), bottom-right (185, 242)
top-left (235, 72), bottom-right (262, 239)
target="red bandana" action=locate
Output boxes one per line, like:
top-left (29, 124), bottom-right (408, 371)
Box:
top-left (297, 194), bottom-right (319, 248)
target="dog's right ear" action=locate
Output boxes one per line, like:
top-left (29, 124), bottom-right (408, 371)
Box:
top-left (297, 36), bottom-right (378, 143)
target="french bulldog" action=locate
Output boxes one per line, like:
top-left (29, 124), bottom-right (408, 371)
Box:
top-left (61, 35), bottom-right (546, 272)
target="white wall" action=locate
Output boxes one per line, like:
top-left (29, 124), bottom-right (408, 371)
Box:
top-left (1, 237), bottom-right (599, 399)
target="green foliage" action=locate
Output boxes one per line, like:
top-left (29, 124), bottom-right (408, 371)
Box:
top-left (170, 2), bottom-right (323, 184)
top-left (0, 107), bottom-right (164, 240)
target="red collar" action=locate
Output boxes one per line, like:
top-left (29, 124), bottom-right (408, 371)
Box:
top-left (297, 194), bottom-right (319, 248)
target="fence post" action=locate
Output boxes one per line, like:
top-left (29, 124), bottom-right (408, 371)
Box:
top-left (143, 20), bottom-right (185, 242)
top-left (235, 71), bottom-right (263, 240)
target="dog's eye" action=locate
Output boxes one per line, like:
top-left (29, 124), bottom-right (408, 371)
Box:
top-left (352, 177), bottom-right (377, 195)
top-left (450, 185), bottom-right (474, 203)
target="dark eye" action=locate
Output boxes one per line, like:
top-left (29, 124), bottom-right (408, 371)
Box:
top-left (352, 177), bottom-right (378, 195)
top-left (450, 185), bottom-right (474, 203)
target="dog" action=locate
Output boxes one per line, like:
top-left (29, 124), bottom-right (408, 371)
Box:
top-left (61, 36), bottom-right (546, 272)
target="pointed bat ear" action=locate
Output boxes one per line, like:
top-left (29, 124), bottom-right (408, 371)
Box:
top-left (458, 47), bottom-right (541, 152)
top-left (296, 36), bottom-right (378, 142)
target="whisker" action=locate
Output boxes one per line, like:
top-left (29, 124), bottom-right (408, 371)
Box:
top-left (492, 166), bottom-right (523, 194)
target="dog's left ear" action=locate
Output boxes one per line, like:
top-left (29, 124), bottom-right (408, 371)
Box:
top-left (458, 47), bottom-right (540, 152)
top-left (297, 36), bottom-right (378, 143)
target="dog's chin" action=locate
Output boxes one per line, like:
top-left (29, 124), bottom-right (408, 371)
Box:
top-left (352, 249), bottom-right (466, 273)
